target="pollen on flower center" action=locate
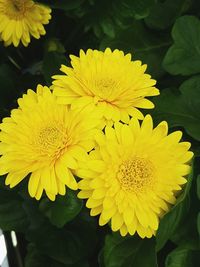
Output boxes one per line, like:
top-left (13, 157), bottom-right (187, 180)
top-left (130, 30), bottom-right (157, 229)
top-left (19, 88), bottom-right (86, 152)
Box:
top-left (95, 78), bottom-right (117, 100)
top-left (34, 125), bottom-right (68, 158)
top-left (117, 157), bottom-right (155, 192)
top-left (3, 0), bottom-right (27, 19)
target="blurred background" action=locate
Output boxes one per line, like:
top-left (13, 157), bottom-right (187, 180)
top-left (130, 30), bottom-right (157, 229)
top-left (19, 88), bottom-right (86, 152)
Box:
top-left (0, 229), bottom-right (8, 267)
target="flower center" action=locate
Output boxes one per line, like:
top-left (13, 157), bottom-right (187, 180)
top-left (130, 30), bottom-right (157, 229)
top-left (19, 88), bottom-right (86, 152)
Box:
top-left (34, 125), bottom-right (69, 159)
top-left (117, 157), bottom-right (155, 192)
top-left (2, 0), bottom-right (29, 19)
top-left (95, 78), bottom-right (116, 100)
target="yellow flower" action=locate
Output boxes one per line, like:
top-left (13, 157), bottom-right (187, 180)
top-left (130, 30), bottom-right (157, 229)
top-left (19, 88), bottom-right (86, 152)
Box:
top-left (0, 0), bottom-right (51, 47)
top-left (77, 115), bottom-right (193, 238)
top-left (0, 85), bottom-right (99, 201)
top-left (52, 48), bottom-right (159, 125)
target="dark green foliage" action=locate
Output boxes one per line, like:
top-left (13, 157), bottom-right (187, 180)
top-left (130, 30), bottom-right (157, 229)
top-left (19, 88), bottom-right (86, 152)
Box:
top-left (165, 245), bottom-right (200, 267)
top-left (103, 234), bottom-right (158, 267)
top-left (39, 191), bottom-right (83, 228)
top-left (100, 21), bottom-right (170, 78)
top-left (25, 243), bottom-right (90, 267)
top-left (152, 76), bottom-right (200, 140)
top-left (0, 0), bottom-right (200, 266)
top-left (163, 16), bottom-right (200, 75)
top-left (0, 184), bottom-right (29, 231)
top-left (145, 0), bottom-right (192, 30)
top-left (156, 167), bottom-right (193, 251)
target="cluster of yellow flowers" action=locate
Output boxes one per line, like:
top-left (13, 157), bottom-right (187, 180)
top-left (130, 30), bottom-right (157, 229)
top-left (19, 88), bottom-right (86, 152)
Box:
top-left (0, 48), bottom-right (193, 238)
top-left (0, 0), bottom-right (51, 46)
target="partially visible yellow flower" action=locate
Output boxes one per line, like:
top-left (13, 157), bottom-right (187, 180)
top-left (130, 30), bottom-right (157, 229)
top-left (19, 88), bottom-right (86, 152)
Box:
top-left (77, 115), bottom-right (193, 238)
top-left (0, 85), bottom-right (99, 201)
top-left (52, 48), bottom-right (159, 125)
top-left (0, 0), bottom-right (51, 47)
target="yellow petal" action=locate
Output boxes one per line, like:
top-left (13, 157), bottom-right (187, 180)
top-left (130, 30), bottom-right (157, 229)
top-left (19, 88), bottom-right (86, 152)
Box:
top-left (46, 191), bottom-right (56, 201)
top-left (134, 98), bottom-right (154, 109)
top-left (76, 169), bottom-right (97, 179)
top-left (87, 160), bottom-right (105, 172)
top-left (66, 169), bottom-right (78, 190)
top-left (35, 182), bottom-right (43, 200)
top-left (57, 181), bottom-right (66, 195)
top-left (90, 206), bottom-right (102, 216)
top-left (6, 171), bottom-right (28, 187)
top-left (105, 126), bottom-right (116, 141)
top-left (123, 208), bottom-right (134, 226)
top-left (78, 190), bottom-right (92, 199)
top-left (28, 171), bottom-right (40, 197)
top-left (99, 213), bottom-right (110, 226)
top-left (92, 187), bottom-right (106, 199)
top-left (86, 198), bottom-right (102, 208)
top-left (103, 197), bottom-right (115, 209)
top-left (121, 124), bottom-right (134, 146)
top-left (40, 167), bottom-right (52, 193)
top-left (60, 153), bottom-right (78, 170)
top-left (119, 224), bottom-right (128, 236)
top-left (67, 145), bottom-right (88, 161)
top-left (111, 212), bottom-right (124, 231)
top-left (141, 114), bottom-right (153, 136)
top-left (129, 117), bottom-right (140, 137)
top-left (55, 160), bottom-right (70, 184)
top-left (176, 165), bottom-right (191, 176)
top-left (78, 179), bottom-right (91, 190)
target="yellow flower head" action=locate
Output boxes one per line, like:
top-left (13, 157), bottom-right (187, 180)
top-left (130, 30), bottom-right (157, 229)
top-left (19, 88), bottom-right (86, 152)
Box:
top-left (77, 115), bottom-right (193, 238)
top-left (0, 0), bottom-right (51, 47)
top-left (52, 48), bottom-right (159, 125)
top-left (0, 85), bottom-right (99, 201)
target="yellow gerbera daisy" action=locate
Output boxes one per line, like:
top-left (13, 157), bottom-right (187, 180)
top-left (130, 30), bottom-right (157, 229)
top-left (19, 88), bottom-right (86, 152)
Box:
top-left (77, 115), bottom-right (193, 238)
top-left (0, 0), bottom-right (51, 47)
top-left (52, 48), bottom-right (159, 125)
top-left (0, 85), bottom-right (99, 201)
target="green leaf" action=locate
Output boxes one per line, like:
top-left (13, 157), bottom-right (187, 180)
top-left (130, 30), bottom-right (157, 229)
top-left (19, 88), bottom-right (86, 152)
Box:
top-left (83, 0), bottom-right (156, 39)
top-left (197, 212), bottom-right (200, 237)
top-left (39, 191), bottom-right (83, 228)
top-left (23, 199), bottom-right (46, 230)
top-left (163, 16), bottom-right (200, 75)
top-left (103, 234), bottom-right (158, 267)
top-left (170, 201), bottom-right (199, 247)
top-left (156, 167), bottom-right (193, 251)
top-left (197, 175), bottom-right (200, 200)
top-left (82, 0), bottom-right (117, 38)
top-left (101, 18), bottom-right (116, 38)
top-left (27, 224), bottom-right (84, 265)
top-left (152, 75), bottom-right (200, 141)
top-left (165, 245), bottom-right (200, 267)
top-left (0, 186), bottom-right (28, 231)
top-left (156, 196), bottom-right (190, 251)
top-left (0, 63), bottom-right (17, 114)
top-left (39, 0), bottom-right (84, 11)
top-left (26, 212), bottom-right (97, 265)
top-left (67, 210), bottom-right (98, 261)
top-left (25, 244), bottom-right (89, 267)
top-left (42, 51), bottom-right (67, 85)
top-left (45, 39), bottom-right (66, 54)
top-left (25, 244), bottom-right (65, 267)
top-left (98, 249), bottom-right (105, 267)
top-left (145, 0), bottom-right (191, 30)
top-left (119, 0), bottom-right (156, 19)
top-left (100, 21), bottom-right (170, 78)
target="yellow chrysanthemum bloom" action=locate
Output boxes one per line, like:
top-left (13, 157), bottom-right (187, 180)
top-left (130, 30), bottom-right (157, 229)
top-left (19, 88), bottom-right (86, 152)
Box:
top-left (52, 48), bottom-right (159, 124)
top-left (77, 115), bottom-right (193, 238)
top-left (0, 85), bottom-right (99, 201)
top-left (0, 0), bottom-right (51, 47)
